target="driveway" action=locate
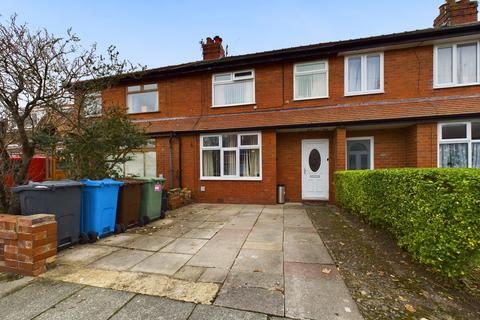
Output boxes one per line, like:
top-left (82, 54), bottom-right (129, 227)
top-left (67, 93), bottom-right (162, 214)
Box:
top-left (2, 204), bottom-right (362, 320)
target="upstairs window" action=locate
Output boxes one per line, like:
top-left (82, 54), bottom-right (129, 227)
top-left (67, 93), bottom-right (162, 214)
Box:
top-left (212, 70), bottom-right (255, 107)
top-left (201, 132), bottom-right (261, 180)
top-left (435, 42), bottom-right (480, 88)
top-left (84, 92), bottom-right (102, 117)
top-left (438, 122), bottom-right (480, 168)
top-left (294, 61), bottom-right (328, 100)
top-left (345, 53), bottom-right (384, 96)
top-left (127, 84), bottom-right (158, 113)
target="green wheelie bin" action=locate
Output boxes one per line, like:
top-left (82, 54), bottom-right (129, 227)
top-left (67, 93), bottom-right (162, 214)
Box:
top-left (136, 177), bottom-right (166, 225)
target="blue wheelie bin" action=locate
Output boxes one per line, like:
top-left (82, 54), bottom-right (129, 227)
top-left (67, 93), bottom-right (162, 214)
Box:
top-left (79, 179), bottom-right (123, 243)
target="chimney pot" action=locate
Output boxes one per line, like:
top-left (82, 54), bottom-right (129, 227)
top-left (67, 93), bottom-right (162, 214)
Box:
top-left (201, 35), bottom-right (225, 60)
top-left (434, 0), bottom-right (478, 27)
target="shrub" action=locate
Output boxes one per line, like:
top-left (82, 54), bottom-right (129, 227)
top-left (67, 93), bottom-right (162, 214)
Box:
top-left (335, 168), bottom-right (480, 278)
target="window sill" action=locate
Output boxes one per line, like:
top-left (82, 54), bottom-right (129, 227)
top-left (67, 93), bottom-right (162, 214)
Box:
top-left (293, 96), bottom-right (329, 101)
top-left (200, 177), bottom-right (262, 181)
top-left (433, 82), bottom-right (480, 89)
top-left (344, 90), bottom-right (384, 97)
top-left (127, 110), bottom-right (159, 115)
top-left (211, 102), bottom-right (256, 108)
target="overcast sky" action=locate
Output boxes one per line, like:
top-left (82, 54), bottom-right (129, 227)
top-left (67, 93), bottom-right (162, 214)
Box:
top-left (0, 0), bottom-right (450, 69)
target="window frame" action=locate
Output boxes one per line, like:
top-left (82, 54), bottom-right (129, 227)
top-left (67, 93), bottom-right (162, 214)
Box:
top-left (293, 60), bottom-right (329, 101)
top-left (84, 92), bottom-right (103, 117)
top-left (344, 52), bottom-right (384, 96)
top-left (345, 136), bottom-right (375, 170)
top-left (433, 41), bottom-right (480, 89)
top-left (437, 121), bottom-right (480, 168)
top-left (211, 69), bottom-right (256, 108)
top-left (126, 83), bottom-right (159, 114)
top-left (200, 132), bottom-right (262, 181)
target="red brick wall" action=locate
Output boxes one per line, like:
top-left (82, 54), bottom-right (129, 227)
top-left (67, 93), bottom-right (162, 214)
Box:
top-left (156, 130), bottom-right (277, 204)
top-left (102, 44), bottom-right (480, 121)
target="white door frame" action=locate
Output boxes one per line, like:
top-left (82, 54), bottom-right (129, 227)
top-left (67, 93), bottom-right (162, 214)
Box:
top-left (301, 139), bottom-right (329, 200)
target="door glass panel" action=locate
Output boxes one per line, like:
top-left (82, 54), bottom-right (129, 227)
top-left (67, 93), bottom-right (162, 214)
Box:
top-left (308, 149), bottom-right (321, 172)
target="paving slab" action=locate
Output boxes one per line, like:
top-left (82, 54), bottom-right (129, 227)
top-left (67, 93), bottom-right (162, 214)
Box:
top-left (174, 265), bottom-right (206, 281)
top-left (190, 304), bottom-right (267, 320)
top-left (89, 249), bottom-right (153, 271)
top-left (285, 275), bottom-right (362, 320)
top-left (182, 228), bottom-right (218, 239)
top-left (224, 271), bottom-right (284, 290)
top-left (0, 279), bottom-right (83, 320)
top-left (224, 216), bottom-right (258, 230)
top-left (198, 268), bottom-right (229, 283)
top-left (232, 249), bottom-right (283, 274)
top-left (161, 238), bottom-right (207, 254)
top-left (58, 245), bottom-right (119, 266)
top-left (215, 285), bottom-right (284, 316)
top-left (284, 213), bottom-right (314, 228)
top-left (207, 228), bottom-right (249, 248)
top-left (284, 231), bottom-right (333, 264)
top-left (131, 252), bottom-right (192, 275)
top-left (111, 294), bottom-right (195, 320)
top-left (123, 235), bottom-right (175, 251)
top-left (0, 275), bottom-right (34, 299)
top-left (247, 228), bottom-right (283, 243)
top-left (96, 233), bottom-right (141, 247)
top-left (187, 245), bottom-right (240, 269)
top-left (35, 286), bottom-right (134, 320)
top-left (243, 241), bottom-right (283, 251)
top-left (198, 221), bottom-right (226, 229)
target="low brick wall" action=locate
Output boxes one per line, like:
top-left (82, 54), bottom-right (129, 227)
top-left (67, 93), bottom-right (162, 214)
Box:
top-left (0, 214), bottom-right (57, 276)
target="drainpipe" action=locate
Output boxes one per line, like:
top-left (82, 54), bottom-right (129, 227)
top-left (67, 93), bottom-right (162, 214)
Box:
top-left (169, 133), bottom-right (174, 190)
top-left (178, 137), bottom-right (182, 189)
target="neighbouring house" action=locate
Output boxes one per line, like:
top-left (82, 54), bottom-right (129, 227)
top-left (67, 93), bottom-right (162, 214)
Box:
top-left (96, 0), bottom-right (480, 204)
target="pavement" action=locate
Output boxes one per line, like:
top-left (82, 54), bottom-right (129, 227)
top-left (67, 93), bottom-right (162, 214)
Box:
top-left (0, 203), bottom-right (362, 320)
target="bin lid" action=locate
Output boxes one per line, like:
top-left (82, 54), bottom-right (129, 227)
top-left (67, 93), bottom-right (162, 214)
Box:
top-left (11, 180), bottom-right (84, 192)
top-left (119, 179), bottom-right (145, 185)
top-left (135, 176), bottom-right (166, 184)
top-left (79, 178), bottom-right (124, 187)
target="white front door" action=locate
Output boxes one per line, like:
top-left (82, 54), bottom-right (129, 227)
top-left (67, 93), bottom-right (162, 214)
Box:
top-left (302, 139), bottom-right (329, 200)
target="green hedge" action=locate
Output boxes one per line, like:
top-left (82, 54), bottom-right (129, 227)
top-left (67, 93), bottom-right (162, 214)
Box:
top-left (335, 168), bottom-right (480, 278)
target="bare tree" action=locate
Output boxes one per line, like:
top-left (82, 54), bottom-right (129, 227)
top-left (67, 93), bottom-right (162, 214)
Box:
top-left (0, 15), bottom-right (142, 213)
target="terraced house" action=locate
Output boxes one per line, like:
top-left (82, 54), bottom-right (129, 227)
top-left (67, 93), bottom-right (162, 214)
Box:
top-left (98, 0), bottom-right (480, 204)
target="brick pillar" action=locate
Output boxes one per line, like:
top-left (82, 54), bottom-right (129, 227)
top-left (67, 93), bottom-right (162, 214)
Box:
top-left (406, 123), bottom-right (437, 168)
top-left (331, 127), bottom-right (346, 202)
top-left (0, 214), bottom-right (57, 277)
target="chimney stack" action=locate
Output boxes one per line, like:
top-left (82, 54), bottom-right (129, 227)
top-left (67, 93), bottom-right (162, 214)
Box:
top-left (434, 0), bottom-right (478, 27)
top-left (201, 36), bottom-right (225, 60)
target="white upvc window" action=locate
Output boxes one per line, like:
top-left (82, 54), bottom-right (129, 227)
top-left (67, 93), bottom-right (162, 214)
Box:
top-left (127, 83), bottom-right (158, 114)
top-left (344, 53), bottom-right (384, 96)
top-left (434, 41), bottom-right (480, 88)
top-left (200, 132), bottom-right (262, 180)
top-left (438, 121), bottom-right (480, 168)
top-left (294, 60), bottom-right (329, 100)
top-left (346, 137), bottom-right (374, 170)
top-left (212, 70), bottom-right (255, 107)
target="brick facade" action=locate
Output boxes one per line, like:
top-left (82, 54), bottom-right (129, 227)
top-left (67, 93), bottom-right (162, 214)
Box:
top-left (97, 12), bottom-right (479, 205)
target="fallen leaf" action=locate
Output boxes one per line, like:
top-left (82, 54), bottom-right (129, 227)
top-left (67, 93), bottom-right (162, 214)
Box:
top-left (398, 295), bottom-right (407, 302)
top-left (405, 304), bottom-right (416, 313)
top-left (322, 268), bottom-right (332, 274)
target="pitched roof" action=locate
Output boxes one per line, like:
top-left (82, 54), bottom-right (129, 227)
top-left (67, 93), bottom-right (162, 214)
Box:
top-left (119, 22), bottom-right (480, 83)
top-left (134, 94), bottom-right (480, 134)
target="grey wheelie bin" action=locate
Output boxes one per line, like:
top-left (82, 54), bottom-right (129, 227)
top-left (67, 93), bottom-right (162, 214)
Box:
top-left (12, 180), bottom-right (84, 249)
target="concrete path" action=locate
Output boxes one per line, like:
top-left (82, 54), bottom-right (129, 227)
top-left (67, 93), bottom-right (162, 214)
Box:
top-left (0, 204), bottom-right (362, 320)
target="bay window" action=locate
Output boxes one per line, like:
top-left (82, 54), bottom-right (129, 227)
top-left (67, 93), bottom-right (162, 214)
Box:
top-left (294, 61), bottom-right (328, 100)
top-left (438, 122), bottom-right (480, 168)
top-left (212, 70), bottom-right (255, 107)
top-left (345, 53), bottom-right (384, 96)
top-left (201, 132), bottom-right (261, 180)
top-left (127, 84), bottom-right (158, 113)
top-left (434, 42), bottom-right (480, 88)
